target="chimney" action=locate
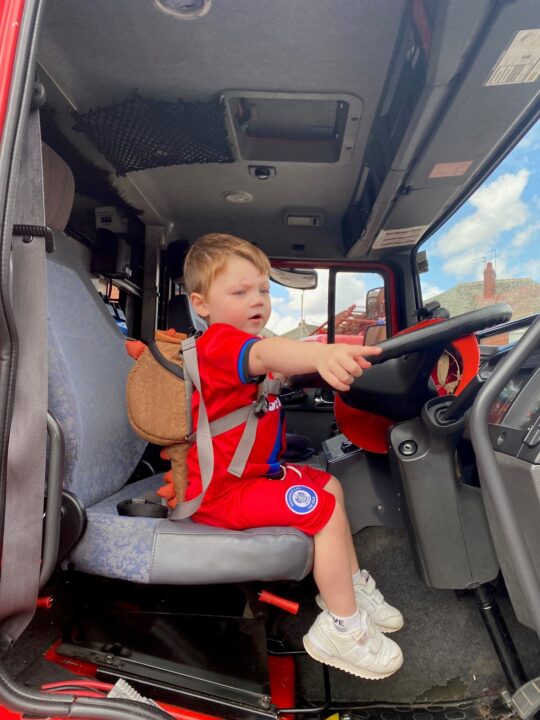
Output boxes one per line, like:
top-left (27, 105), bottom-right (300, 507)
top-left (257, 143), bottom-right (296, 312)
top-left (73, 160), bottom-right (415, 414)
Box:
top-left (484, 261), bottom-right (496, 299)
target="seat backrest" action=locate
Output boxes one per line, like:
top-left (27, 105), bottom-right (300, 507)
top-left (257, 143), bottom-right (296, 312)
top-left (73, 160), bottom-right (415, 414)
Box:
top-left (44, 145), bottom-right (146, 507)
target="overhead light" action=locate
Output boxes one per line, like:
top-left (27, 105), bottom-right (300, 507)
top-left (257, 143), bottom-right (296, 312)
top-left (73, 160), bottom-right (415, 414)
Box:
top-left (222, 191), bottom-right (254, 204)
top-left (152, 0), bottom-right (212, 20)
top-left (284, 212), bottom-right (323, 227)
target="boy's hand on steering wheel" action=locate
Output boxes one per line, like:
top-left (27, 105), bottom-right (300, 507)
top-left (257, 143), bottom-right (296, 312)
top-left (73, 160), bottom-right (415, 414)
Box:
top-left (315, 344), bottom-right (382, 392)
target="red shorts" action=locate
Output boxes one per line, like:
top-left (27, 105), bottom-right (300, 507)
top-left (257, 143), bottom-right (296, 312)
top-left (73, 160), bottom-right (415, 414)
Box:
top-left (191, 464), bottom-right (336, 536)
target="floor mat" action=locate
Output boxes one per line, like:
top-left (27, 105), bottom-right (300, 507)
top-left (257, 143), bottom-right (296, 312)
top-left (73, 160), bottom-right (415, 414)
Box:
top-left (274, 527), bottom-right (540, 704)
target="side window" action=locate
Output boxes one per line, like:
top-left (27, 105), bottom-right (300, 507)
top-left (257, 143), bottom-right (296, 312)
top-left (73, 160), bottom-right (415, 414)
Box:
top-left (334, 271), bottom-right (387, 345)
top-left (417, 122), bottom-right (540, 347)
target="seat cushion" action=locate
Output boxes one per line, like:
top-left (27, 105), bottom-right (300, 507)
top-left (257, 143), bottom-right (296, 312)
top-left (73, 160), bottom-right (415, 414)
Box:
top-left (69, 476), bottom-right (314, 584)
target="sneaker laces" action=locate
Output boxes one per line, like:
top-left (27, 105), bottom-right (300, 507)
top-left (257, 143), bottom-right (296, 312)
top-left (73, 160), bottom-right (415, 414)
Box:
top-left (349, 619), bottom-right (398, 667)
top-left (357, 570), bottom-right (384, 606)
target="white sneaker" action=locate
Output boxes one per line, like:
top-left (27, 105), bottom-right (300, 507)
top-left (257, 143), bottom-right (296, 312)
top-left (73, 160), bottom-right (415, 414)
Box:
top-left (303, 610), bottom-right (403, 680)
top-left (316, 570), bottom-right (404, 633)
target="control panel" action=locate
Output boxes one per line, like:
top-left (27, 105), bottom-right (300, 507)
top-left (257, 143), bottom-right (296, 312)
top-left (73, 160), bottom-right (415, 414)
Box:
top-left (488, 351), bottom-right (540, 464)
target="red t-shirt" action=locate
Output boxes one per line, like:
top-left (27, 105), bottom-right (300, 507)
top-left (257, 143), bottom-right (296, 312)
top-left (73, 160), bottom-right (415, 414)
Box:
top-left (185, 323), bottom-right (286, 503)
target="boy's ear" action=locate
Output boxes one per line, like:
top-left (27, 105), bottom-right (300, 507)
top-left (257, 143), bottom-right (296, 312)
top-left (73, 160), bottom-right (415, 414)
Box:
top-left (190, 292), bottom-right (209, 318)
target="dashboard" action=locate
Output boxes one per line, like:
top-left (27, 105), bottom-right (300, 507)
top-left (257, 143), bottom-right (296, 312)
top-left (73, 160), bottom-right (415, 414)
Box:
top-left (487, 348), bottom-right (540, 464)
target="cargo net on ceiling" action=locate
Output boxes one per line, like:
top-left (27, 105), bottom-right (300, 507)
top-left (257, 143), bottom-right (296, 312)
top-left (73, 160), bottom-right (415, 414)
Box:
top-left (72, 94), bottom-right (233, 175)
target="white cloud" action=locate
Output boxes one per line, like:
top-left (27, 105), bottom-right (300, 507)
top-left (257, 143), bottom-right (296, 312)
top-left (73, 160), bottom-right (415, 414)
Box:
top-left (501, 257), bottom-right (540, 282)
top-left (336, 274), bottom-right (370, 311)
top-left (433, 169), bottom-right (530, 278)
top-left (267, 310), bottom-right (298, 335)
top-left (421, 280), bottom-right (444, 299)
top-left (517, 259), bottom-right (540, 279)
top-left (283, 270), bottom-right (329, 321)
top-left (511, 220), bottom-right (540, 249)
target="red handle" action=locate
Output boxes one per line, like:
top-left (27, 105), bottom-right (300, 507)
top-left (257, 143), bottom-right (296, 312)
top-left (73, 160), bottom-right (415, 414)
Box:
top-left (259, 590), bottom-right (299, 615)
top-left (37, 596), bottom-right (53, 609)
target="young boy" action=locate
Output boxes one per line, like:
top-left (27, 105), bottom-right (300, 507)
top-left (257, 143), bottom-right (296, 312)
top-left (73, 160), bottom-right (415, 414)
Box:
top-left (183, 233), bottom-right (404, 680)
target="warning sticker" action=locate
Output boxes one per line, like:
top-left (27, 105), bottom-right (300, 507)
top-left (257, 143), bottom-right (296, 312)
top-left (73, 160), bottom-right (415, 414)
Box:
top-left (373, 226), bottom-right (429, 249)
top-left (485, 29), bottom-right (540, 86)
top-left (429, 161), bottom-right (473, 178)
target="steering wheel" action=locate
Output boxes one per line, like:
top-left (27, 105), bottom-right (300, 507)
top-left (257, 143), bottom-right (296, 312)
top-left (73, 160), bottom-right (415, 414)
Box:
top-left (289, 303), bottom-right (512, 423)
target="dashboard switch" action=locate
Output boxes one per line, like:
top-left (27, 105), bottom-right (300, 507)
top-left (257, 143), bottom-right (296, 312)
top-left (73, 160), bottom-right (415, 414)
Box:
top-left (523, 426), bottom-right (540, 448)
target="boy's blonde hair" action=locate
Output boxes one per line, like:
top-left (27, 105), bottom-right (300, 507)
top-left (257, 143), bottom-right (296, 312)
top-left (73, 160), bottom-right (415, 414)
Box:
top-left (183, 233), bottom-right (271, 297)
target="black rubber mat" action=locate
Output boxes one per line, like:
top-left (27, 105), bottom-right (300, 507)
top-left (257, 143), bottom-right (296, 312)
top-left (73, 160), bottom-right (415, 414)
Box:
top-left (273, 527), bottom-right (540, 704)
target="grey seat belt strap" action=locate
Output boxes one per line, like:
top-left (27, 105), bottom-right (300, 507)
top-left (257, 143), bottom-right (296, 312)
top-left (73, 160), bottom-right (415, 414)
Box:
top-left (227, 375), bottom-right (283, 478)
top-left (207, 380), bottom-right (283, 439)
top-left (171, 340), bottom-right (283, 518)
top-left (227, 409), bottom-right (259, 478)
top-left (208, 405), bottom-right (252, 437)
top-left (170, 337), bottom-right (212, 519)
top-left (0, 108), bottom-right (48, 648)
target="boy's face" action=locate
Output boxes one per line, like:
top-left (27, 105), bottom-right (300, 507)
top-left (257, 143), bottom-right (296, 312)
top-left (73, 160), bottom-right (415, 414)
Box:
top-left (191, 257), bottom-right (271, 335)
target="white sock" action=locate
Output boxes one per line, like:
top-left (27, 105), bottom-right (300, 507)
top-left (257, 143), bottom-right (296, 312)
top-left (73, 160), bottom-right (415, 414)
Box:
top-left (352, 569), bottom-right (362, 586)
top-left (329, 608), bottom-right (365, 633)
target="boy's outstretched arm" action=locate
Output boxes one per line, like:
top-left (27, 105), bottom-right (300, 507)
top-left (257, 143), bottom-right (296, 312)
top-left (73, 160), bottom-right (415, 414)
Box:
top-left (249, 337), bottom-right (382, 392)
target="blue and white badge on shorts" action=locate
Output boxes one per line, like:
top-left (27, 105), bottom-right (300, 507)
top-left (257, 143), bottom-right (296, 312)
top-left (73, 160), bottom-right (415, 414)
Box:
top-left (285, 485), bottom-right (318, 515)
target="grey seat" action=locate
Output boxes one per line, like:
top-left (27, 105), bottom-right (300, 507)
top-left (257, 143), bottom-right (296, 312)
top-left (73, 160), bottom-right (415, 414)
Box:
top-left (44, 144), bottom-right (314, 585)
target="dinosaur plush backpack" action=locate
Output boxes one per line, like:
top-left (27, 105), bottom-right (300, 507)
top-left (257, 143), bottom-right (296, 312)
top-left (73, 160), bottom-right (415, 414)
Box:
top-left (125, 329), bottom-right (280, 519)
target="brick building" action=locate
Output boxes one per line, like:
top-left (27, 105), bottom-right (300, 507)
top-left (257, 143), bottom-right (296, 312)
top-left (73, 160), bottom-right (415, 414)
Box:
top-left (431, 262), bottom-right (540, 344)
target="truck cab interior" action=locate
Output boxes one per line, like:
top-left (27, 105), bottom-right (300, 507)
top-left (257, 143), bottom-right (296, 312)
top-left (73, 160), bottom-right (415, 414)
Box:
top-left (0, 1), bottom-right (539, 719)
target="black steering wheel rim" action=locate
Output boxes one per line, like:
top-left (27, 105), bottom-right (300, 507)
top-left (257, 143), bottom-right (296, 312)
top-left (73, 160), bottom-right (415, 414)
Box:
top-left (370, 303), bottom-right (512, 365)
top-left (288, 303), bottom-right (513, 422)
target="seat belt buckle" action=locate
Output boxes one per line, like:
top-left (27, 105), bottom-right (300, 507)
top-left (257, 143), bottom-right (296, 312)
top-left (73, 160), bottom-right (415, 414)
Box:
top-left (254, 396), bottom-right (269, 417)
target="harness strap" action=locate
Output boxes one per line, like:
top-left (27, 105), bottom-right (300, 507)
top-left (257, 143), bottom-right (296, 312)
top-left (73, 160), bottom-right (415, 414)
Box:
top-left (227, 409), bottom-right (260, 478)
top-left (227, 374), bottom-right (282, 478)
top-left (170, 340), bottom-right (283, 518)
top-left (170, 336), bottom-right (212, 519)
top-left (209, 404), bottom-right (252, 437)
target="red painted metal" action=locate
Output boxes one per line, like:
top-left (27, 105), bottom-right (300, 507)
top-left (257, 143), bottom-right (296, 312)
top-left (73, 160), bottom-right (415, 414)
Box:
top-left (38, 640), bottom-right (228, 720)
top-left (259, 590), bottom-right (299, 615)
top-left (43, 639), bottom-right (99, 678)
top-left (268, 654), bottom-right (295, 720)
top-left (0, 698), bottom-right (224, 720)
top-left (0, 0), bottom-right (25, 143)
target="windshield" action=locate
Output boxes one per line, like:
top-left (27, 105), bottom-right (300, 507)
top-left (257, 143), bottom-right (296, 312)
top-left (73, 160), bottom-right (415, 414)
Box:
top-left (420, 122), bottom-right (540, 344)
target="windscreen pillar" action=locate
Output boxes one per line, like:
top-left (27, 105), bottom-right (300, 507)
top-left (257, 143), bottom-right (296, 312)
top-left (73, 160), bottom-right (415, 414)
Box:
top-left (141, 225), bottom-right (165, 342)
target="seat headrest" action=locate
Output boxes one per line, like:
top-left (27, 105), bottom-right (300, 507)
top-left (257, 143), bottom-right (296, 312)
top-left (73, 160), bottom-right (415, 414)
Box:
top-left (42, 144), bottom-right (75, 232)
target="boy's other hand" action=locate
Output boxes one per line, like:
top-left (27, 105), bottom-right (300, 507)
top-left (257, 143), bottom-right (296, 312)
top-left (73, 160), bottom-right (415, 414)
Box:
top-left (315, 344), bottom-right (382, 392)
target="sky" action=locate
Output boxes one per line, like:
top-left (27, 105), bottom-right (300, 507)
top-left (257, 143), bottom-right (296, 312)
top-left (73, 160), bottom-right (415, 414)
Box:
top-left (266, 120), bottom-right (539, 335)
top-left (421, 120), bottom-right (540, 299)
